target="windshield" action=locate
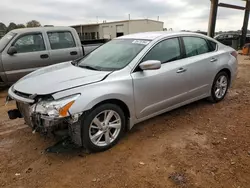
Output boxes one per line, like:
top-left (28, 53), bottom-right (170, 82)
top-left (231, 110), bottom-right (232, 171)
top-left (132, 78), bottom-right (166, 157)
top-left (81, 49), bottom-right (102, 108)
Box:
top-left (78, 39), bottom-right (150, 71)
top-left (0, 32), bottom-right (16, 52)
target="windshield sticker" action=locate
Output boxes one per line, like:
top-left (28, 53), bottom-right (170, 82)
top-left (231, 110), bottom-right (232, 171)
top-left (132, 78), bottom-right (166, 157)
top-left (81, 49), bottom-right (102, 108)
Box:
top-left (132, 40), bottom-right (150, 45)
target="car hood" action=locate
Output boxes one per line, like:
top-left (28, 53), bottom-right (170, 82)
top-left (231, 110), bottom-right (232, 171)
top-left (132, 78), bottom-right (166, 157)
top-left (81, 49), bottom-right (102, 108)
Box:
top-left (13, 61), bottom-right (111, 95)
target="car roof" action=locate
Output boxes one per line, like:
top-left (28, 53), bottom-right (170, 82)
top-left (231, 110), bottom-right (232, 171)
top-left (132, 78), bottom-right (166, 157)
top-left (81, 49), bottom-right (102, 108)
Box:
top-left (9, 26), bottom-right (75, 34)
top-left (117, 31), bottom-right (208, 40)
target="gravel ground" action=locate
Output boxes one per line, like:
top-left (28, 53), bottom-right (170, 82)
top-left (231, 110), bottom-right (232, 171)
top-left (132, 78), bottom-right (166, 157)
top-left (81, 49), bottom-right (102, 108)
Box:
top-left (0, 55), bottom-right (250, 188)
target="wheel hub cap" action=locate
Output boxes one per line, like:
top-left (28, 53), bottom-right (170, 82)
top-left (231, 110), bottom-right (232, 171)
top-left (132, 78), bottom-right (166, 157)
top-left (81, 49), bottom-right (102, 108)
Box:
top-left (89, 110), bottom-right (121, 147)
top-left (215, 75), bottom-right (228, 99)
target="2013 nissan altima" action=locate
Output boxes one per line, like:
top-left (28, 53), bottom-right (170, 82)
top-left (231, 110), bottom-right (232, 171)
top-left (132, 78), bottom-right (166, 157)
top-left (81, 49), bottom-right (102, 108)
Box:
top-left (7, 32), bottom-right (238, 152)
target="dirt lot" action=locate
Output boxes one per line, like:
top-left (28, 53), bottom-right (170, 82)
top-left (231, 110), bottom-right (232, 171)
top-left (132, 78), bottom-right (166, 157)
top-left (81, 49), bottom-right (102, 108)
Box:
top-left (1, 55), bottom-right (250, 188)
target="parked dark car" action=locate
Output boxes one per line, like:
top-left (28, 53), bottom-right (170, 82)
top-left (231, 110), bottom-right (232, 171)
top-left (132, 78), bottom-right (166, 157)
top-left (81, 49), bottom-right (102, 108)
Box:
top-left (214, 33), bottom-right (250, 46)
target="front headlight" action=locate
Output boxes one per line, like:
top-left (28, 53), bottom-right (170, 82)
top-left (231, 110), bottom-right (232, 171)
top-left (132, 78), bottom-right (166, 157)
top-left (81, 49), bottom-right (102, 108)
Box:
top-left (32, 94), bottom-right (80, 118)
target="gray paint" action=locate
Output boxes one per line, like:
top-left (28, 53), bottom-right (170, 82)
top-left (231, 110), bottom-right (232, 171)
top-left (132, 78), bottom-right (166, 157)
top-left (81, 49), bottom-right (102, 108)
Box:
top-left (0, 26), bottom-right (84, 85)
top-left (13, 61), bottom-right (111, 95)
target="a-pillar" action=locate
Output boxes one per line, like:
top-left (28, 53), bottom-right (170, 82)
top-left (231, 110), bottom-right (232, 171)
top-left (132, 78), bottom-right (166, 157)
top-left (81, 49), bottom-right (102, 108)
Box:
top-left (208, 0), bottom-right (219, 37)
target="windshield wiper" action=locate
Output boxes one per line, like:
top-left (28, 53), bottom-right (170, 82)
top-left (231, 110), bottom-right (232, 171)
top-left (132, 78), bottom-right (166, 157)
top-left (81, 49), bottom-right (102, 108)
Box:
top-left (79, 65), bottom-right (100, 71)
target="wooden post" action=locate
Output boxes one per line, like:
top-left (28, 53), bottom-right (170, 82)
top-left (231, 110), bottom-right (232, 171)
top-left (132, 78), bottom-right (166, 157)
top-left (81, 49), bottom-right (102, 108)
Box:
top-left (208, 0), bottom-right (219, 37)
top-left (241, 0), bottom-right (250, 47)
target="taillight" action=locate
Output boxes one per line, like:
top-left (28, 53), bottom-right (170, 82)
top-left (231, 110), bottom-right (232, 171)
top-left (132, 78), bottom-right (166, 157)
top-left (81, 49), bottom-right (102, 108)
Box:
top-left (231, 51), bottom-right (238, 59)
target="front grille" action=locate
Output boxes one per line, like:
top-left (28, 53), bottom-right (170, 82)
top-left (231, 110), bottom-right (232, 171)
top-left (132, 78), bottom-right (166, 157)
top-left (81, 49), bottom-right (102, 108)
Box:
top-left (14, 90), bottom-right (31, 99)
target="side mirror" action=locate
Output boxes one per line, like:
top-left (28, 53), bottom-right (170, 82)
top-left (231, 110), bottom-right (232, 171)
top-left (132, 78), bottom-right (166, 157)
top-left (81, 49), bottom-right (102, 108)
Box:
top-left (7, 46), bottom-right (17, 55)
top-left (139, 60), bottom-right (161, 71)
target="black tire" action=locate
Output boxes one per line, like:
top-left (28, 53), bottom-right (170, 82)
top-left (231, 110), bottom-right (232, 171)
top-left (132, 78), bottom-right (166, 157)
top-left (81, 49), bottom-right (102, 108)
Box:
top-left (208, 71), bottom-right (230, 103)
top-left (81, 103), bottom-right (126, 152)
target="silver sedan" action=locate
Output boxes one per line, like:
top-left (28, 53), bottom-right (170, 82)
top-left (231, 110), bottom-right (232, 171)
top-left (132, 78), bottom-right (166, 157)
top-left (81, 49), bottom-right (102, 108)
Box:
top-left (8, 32), bottom-right (238, 152)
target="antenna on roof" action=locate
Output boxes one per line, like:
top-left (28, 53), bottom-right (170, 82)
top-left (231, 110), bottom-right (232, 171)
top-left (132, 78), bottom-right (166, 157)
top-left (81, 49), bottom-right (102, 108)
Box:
top-left (157, 16), bottom-right (159, 21)
top-left (128, 14), bottom-right (130, 20)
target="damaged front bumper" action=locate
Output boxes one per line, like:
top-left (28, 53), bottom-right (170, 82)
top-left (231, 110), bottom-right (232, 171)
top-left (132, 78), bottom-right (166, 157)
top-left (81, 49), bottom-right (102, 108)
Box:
top-left (8, 102), bottom-right (83, 147)
top-left (7, 87), bottom-right (84, 148)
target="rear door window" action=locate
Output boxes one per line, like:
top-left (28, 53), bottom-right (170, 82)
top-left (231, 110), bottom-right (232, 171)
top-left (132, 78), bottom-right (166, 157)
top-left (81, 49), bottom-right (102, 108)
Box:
top-left (47, 31), bottom-right (76, 50)
top-left (207, 40), bottom-right (217, 52)
top-left (13, 33), bottom-right (45, 53)
top-left (182, 37), bottom-right (210, 57)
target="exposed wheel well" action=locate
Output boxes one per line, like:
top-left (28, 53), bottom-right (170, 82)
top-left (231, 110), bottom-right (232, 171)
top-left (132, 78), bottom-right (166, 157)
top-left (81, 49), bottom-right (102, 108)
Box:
top-left (218, 68), bottom-right (231, 83)
top-left (92, 99), bottom-right (131, 130)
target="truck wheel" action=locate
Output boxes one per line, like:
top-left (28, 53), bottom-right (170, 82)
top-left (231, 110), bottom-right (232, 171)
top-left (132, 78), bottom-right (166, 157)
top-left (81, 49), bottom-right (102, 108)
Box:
top-left (208, 71), bottom-right (229, 103)
top-left (81, 103), bottom-right (125, 152)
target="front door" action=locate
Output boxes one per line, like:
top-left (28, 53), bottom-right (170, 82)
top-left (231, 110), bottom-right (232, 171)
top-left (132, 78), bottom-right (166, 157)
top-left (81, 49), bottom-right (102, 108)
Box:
top-left (132, 38), bottom-right (189, 119)
top-left (1, 32), bottom-right (50, 83)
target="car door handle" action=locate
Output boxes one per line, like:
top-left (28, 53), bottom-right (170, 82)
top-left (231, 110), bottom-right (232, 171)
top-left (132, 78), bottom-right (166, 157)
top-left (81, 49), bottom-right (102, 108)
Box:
top-left (176, 68), bottom-right (187, 73)
top-left (210, 58), bottom-right (217, 62)
top-left (70, 51), bottom-right (78, 55)
top-left (40, 54), bottom-right (49, 59)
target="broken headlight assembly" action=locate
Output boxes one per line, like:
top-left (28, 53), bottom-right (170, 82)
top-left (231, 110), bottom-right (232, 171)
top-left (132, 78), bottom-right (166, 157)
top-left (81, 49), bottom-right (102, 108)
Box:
top-left (31, 94), bottom-right (80, 118)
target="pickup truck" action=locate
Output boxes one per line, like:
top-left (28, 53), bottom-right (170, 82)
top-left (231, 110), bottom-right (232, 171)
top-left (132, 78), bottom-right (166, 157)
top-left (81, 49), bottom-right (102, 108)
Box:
top-left (0, 26), bottom-right (101, 86)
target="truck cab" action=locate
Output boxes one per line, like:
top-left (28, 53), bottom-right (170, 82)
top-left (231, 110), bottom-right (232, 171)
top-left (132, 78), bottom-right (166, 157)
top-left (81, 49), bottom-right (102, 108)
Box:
top-left (0, 27), bottom-right (83, 86)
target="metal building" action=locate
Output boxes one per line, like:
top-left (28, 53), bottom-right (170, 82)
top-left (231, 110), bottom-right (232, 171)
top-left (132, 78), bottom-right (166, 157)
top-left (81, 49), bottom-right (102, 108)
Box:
top-left (71, 19), bottom-right (164, 40)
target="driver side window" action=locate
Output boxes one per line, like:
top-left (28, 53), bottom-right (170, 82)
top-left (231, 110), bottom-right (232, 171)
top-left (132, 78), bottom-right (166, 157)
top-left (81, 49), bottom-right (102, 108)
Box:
top-left (13, 33), bottom-right (45, 53)
top-left (142, 38), bottom-right (181, 64)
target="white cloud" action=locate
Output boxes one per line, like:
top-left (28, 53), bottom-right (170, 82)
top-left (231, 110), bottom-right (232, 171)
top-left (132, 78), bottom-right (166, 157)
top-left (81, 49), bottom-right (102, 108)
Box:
top-left (0, 0), bottom-right (249, 31)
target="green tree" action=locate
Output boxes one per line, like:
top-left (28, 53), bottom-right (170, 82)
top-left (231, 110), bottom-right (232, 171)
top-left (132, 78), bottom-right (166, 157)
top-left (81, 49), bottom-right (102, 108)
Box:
top-left (0, 22), bottom-right (7, 31)
top-left (7, 22), bottom-right (17, 32)
top-left (26, 20), bottom-right (41, 28)
top-left (16, 24), bottom-right (25, 29)
top-left (0, 22), bottom-right (7, 37)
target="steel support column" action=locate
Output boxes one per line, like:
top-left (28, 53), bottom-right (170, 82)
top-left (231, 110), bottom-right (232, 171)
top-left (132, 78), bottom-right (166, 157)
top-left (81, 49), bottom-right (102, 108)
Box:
top-left (208, 0), bottom-right (219, 37)
top-left (241, 0), bottom-right (250, 47)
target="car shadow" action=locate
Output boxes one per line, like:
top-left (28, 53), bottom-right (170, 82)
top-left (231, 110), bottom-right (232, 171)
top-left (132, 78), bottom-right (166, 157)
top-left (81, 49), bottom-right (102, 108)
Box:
top-left (128, 99), bottom-right (211, 136)
top-left (43, 99), bottom-right (211, 157)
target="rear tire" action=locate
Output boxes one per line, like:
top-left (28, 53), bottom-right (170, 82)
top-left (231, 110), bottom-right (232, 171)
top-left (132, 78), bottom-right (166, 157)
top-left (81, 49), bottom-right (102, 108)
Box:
top-left (81, 103), bottom-right (126, 152)
top-left (208, 71), bottom-right (229, 103)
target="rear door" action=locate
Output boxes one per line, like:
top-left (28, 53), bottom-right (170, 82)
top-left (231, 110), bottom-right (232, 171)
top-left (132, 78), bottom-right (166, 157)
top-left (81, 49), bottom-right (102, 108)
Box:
top-left (181, 36), bottom-right (218, 98)
top-left (1, 32), bottom-right (50, 83)
top-left (45, 30), bottom-right (82, 64)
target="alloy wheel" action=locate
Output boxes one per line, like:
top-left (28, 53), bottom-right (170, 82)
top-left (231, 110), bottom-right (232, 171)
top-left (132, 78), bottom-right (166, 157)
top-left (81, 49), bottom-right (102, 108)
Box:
top-left (89, 110), bottom-right (122, 147)
top-left (214, 75), bottom-right (228, 99)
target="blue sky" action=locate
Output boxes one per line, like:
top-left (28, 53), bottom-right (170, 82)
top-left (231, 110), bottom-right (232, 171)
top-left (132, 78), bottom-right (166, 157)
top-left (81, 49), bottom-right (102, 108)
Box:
top-left (0, 0), bottom-right (247, 31)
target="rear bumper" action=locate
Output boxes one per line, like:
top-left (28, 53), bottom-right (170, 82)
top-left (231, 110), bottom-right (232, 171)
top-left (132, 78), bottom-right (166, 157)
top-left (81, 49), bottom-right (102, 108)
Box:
top-left (230, 59), bottom-right (238, 86)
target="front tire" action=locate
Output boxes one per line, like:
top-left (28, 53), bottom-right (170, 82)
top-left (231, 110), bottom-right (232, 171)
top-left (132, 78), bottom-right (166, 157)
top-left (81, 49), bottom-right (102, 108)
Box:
top-left (81, 103), bottom-right (126, 152)
top-left (209, 71), bottom-right (229, 103)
